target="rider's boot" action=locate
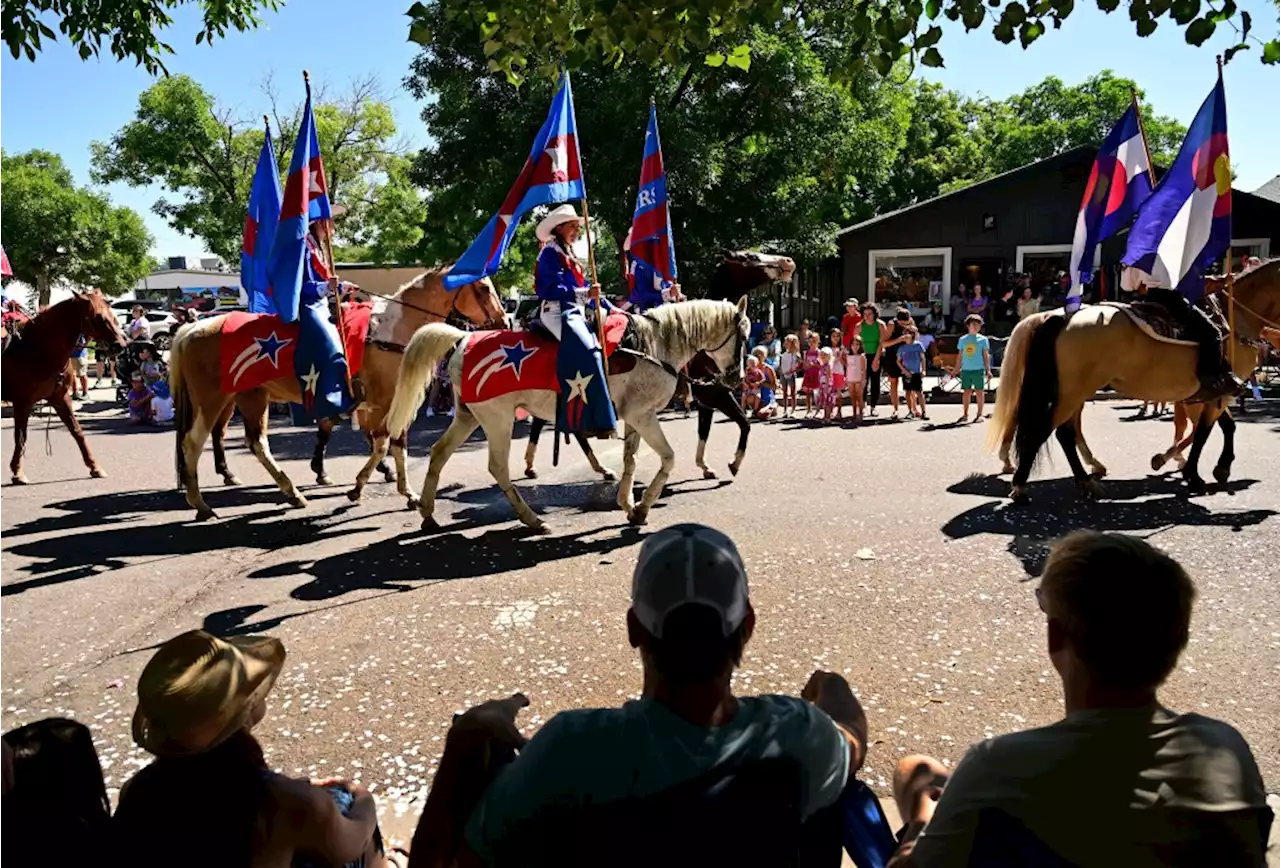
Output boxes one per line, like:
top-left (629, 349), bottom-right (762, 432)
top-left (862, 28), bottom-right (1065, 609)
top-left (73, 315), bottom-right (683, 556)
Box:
top-left (1188, 306), bottom-right (1242, 401)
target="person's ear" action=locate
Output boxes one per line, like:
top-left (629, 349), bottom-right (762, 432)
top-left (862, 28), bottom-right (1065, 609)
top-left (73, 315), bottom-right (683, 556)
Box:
top-left (626, 608), bottom-right (643, 649)
top-left (742, 604), bottom-right (756, 645)
top-left (1047, 615), bottom-right (1067, 657)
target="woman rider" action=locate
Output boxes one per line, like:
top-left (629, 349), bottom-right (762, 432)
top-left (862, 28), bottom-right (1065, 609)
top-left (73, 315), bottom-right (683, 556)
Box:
top-left (619, 227), bottom-right (685, 313)
top-left (534, 204), bottom-right (618, 439)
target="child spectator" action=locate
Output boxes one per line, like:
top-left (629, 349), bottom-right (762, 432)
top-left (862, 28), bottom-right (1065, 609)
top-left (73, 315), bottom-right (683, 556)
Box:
top-left (778, 334), bottom-right (801, 418)
top-left (127, 373), bottom-right (154, 425)
top-left (742, 355), bottom-right (764, 415)
top-left (138, 346), bottom-right (162, 388)
top-left (951, 314), bottom-right (991, 424)
top-left (751, 346), bottom-right (778, 419)
top-left (70, 335), bottom-right (89, 400)
top-left (840, 300), bottom-right (860, 348)
top-left (896, 326), bottom-right (928, 421)
top-left (795, 320), bottom-right (812, 356)
top-left (150, 380), bottom-right (175, 424)
top-left (829, 329), bottom-right (847, 422)
top-left (801, 333), bottom-right (822, 418)
top-left (846, 336), bottom-right (867, 423)
top-left (817, 346), bottom-right (839, 425)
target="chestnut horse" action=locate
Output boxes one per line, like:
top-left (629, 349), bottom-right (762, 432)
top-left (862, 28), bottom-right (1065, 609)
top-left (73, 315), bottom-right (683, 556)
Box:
top-left (171, 270), bottom-right (505, 520)
top-left (1, 291), bottom-right (129, 484)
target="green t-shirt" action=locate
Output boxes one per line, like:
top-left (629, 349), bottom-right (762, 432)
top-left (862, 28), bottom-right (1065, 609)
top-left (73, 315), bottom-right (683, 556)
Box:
top-left (466, 695), bottom-right (850, 862)
top-left (859, 321), bottom-right (881, 354)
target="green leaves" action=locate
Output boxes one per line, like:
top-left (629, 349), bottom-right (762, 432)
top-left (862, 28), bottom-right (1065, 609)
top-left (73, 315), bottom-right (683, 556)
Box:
top-left (1019, 18), bottom-right (1046, 45)
top-left (705, 50), bottom-right (726, 66)
top-left (1169, 0), bottom-right (1201, 25)
top-left (1183, 16), bottom-right (1215, 44)
top-left (921, 46), bottom-right (945, 66)
top-left (925, 0), bottom-right (943, 19)
top-left (726, 42), bottom-right (752, 70)
top-left (1264, 39), bottom-right (1280, 64)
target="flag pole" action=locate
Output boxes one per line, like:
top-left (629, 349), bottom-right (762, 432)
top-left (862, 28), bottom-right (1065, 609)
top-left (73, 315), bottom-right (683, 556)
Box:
top-left (1216, 56), bottom-right (1236, 373)
top-left (581, 196), bottom-right (608, 358)
top-left (304, 69), bottom-right (354, 393)
top-left (1129, 87), bottom-right (1158, 188)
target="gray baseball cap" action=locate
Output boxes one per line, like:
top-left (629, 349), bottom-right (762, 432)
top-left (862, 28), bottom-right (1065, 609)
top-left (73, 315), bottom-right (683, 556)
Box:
top-left (631, 524), bottom-right (750, 639)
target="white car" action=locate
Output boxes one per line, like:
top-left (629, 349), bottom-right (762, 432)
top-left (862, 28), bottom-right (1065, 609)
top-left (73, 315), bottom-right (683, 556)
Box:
top-left (117, 308), bottom-right (179, 350)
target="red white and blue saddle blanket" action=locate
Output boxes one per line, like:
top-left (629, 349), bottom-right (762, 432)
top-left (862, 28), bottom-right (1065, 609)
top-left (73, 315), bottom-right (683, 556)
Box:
top-left (459, 312), bottom-right (628, 404)
top-left (218, 303), bottom-right (373, 394)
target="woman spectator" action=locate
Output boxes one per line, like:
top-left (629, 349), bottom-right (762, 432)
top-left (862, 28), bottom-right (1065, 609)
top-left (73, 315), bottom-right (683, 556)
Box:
top-left (967, 284), bottom-right (989, 318)
top-left (114, 629), bottom-right (400, 868)
top-left (759, 326), bottom-right (781, 371)
top-left (858, 304), bottom-right (887, 416)
top-left (127, 305), bottom-right (150, 342)
top-left (992, 287), bottom-right (1019, 337)
top-left (920, 302), bottom-right (946, 335)
top-left (878, 308), bottom-right (915, 421)
top-left (1016, 287), bottom-right (1041, 320)
top-left (949, 286), bottom-right (969, 330)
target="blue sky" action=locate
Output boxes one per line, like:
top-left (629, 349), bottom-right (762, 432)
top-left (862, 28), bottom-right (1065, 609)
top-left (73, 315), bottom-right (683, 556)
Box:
top-left (2, 0), bottom-right (1276, 259)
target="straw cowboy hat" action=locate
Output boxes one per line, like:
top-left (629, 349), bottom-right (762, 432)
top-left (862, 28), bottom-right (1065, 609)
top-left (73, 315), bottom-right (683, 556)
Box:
top-left (132, 630), bottom-right (286, 756)
top-left (536, 204), bottom-right (584, 244)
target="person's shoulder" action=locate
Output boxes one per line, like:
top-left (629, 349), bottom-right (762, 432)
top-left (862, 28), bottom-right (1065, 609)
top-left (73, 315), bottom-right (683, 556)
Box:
top-left (1167, 711), bottom-right (1262, 762)
top-left (535, 245), bottom-right (560, 264)
top-left (740, 694), bottom-right (833, 735)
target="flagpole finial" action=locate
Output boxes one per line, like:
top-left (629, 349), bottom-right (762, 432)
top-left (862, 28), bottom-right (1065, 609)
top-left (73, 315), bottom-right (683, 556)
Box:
top-left (303, 69), bottom-right (312, 97)
top-left (1216, 54), bottom-right (1223, 75)
top-left (263, 114), bottom-right (270, 131)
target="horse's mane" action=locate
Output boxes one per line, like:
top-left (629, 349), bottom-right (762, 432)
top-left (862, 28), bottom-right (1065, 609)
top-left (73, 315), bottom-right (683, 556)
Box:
top-left (395, 265), bottom-right (454, 296)
top-left (636, 299), bottom-right (741, 355)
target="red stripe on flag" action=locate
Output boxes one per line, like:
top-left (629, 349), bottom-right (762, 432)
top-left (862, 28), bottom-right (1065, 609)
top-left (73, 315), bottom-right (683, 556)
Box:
top-left (638, 152), bottom-right (664, 186)
top-left (632, 208), bottom-right (667, 241)
top-left (243, 216), bottom-right (259, 256)
top-left (280, 170), bottom-right (308, 222)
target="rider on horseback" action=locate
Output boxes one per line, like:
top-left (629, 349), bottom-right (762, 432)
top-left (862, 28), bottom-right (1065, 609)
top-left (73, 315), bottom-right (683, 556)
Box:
top-left (1121, 266), bottom-right (1242, 400)
top-left (534, 204), bottom-right (617, 439)
top-left (619, 227), bottom-right (685, 313)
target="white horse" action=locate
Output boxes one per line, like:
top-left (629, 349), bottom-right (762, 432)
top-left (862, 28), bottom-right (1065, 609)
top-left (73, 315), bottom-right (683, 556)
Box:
top-left (385, 297), bottom-right (751, 532)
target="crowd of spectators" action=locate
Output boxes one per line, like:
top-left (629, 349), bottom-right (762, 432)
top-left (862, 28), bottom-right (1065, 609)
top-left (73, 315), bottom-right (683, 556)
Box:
top-left (2, 527), bottom-right (1271, 867)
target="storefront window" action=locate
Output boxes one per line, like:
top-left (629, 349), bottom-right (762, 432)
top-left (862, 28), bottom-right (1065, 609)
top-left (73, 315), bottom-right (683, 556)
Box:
top-left (871, 251), bottom-right (946, 311)
top-left (1021, 251), bottom-right (1073, 299)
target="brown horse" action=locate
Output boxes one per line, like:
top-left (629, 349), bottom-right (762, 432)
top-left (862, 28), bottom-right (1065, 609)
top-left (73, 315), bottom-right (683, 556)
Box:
top-left (1, 292), bottom-right (129, 484)
top-left (990, 259), bottom-right (1280, 501)
top-left (171, 271), bottom-right (505, 521)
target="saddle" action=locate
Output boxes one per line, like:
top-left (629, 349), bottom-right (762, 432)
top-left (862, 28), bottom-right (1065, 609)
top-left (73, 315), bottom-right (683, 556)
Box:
top-left (1098, 295), bottom-right (1228, 347)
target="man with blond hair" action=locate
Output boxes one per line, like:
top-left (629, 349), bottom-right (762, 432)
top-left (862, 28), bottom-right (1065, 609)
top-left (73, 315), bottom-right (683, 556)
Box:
top-left (889, 531), bottom-right (1270, 867)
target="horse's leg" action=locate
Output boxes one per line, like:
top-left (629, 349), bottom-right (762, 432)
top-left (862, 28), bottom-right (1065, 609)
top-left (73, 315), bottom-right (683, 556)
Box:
top-left (312, 417), bottom-right (335, 485)
top-left (390, 432), bottom-right (419, 508)
top-left (49, 390), bottom-right (104, 478)
top-left (1055, 421), bottom-right (1101, 500)
top-left (721, 389), bottom-right (751, 477)
top-left (1181, 412), bottom-right (1216, 495)
top-left (1212, 408), bottom-right (1235, 485)
top-left (627, 412), bottom-right (676, 526)
top-left (616, 423), bottom-right (643, 517)
top-left (347, 427), bottom-right (390, 503)
top-left (240, 389), bottom-right (307, 508)
top-left (418, 408), bottom-right (481, 531)
top-left (367, 429), bottom-right (395, 483)
top-left (1073, 410), bottom-right (1106, 478)
top-left (9, 402), bottom-right (32, 484)
top-left (485, 420), bottom-right (546, 533)
top-left (181, 401), bottom-right (220, 521)
top-left (998, 429), bottom-right (1016, 475)
top-left (524, 417), bottom-right (544, 478)
top-left (211, 402), bottom-right (239, 485)
top-left (578, 433), bottom-right (615, 481)
top-left (694, 403), bottom-right (716, 480)
top-left (1152, 402), bottom-right (1192, 472)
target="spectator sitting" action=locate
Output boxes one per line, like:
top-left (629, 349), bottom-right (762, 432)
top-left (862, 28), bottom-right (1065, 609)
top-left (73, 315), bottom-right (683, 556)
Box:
top-left (888, 532), bottom-right (1271, 867)
top-left (114, 629), bottom-right (403, 868)
top-left (920, 302), bottom-right (946, 336)
top-left (759, 325), bottom-right (781, 371)
top-left (127, 373), bottom-right (154, 425)
top-left (137, 345), bottom-right (163, 388)
top-left (408, 524), bottom-right (867, 868)
top-left (1016, 287), bottom-right (1040, 320)
top-left (751, 346), bottom-right (779, 419)
top-left (2, 717), bottom-right (112, 865)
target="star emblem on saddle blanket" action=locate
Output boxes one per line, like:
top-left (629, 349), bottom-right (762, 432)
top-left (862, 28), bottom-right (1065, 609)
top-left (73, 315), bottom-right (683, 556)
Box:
top-left (470, 339), bottom-right (540, 394)
top-left (566, 371), bottom-right (593, 404)
top-left (230, 330), bottom-right (294, 386)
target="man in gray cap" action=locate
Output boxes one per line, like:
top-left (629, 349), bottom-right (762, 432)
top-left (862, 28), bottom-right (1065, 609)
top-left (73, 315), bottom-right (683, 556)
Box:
top-left (409, 523), bottom-right (868, 866)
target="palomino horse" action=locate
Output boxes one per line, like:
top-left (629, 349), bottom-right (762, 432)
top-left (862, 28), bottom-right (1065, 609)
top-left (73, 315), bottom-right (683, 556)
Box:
top-left (1, 292), bottom-right (129, 484)
top-left (990, 259), bottom-right (1280, 501)
top-left (385, 298), bottom-right (752, 532)
top-left (522, 249), bottom-right (797, 480)
top-left (171, 270), bottom-right (505, 521)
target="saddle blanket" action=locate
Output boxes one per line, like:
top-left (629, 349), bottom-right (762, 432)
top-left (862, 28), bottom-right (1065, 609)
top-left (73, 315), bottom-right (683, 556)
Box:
top-left (218, 303), bottom-right (373, 394)
top-left (1094, 302), bottom-right (1198, 347)
top-left (459, 312), bottom-right (629, 404)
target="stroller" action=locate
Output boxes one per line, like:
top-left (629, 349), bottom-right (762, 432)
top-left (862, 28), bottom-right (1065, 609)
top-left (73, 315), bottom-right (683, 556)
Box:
top-left (115, 340), bottom-right (169, 405)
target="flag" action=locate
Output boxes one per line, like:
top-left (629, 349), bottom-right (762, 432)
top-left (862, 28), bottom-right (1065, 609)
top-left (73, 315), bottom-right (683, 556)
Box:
top-left (267, 88), bottom-right (332, 323)
top-left (242, 128), bottom-right (283, 315)
top-left (1123, 75), bottom-right (1230, 302)
top-left (0, 245), bottom-right (12, 278)
top-left (626, 104), bottom-right (678, 303)
top-left (443, 72), bottom-right (586, 291)
top-left (1065, 105), bottom-right (1153, 313)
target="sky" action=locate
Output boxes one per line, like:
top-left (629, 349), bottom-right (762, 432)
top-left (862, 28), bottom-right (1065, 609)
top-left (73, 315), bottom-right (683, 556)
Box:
top-left (1, 0), bottom-right (1276, 261)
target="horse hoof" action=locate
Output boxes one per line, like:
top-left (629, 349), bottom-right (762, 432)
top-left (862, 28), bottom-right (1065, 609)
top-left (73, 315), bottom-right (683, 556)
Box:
top-left (524, 467), bottom-right (538, 479)
top-left (316, 475), bottom-right (334, 486)
top-left (11, 474), bottom-right (28, 486)
top-left (628, 505), bottom-right (650, 526)
top-left (346, 489), bottom-right (362, 503)
top-left (196, 509), bottom-right (218, 522)
top-left (90, 468), bottom-right (106, 479)
top-left (405, 497), bottom-right (421, 510)
top-left (528, 521), bottom-right (550, 535)
top-left (382, 472), bottom-right (396, 484)
top-left (1092, 464), bottom-right (1108, 479)
top-left (729, 461), bottom-right (742, 478)
top-left (1078, 477), bottom-right (1103, 500)
top-left (1185, 477), bottom-right (1207, 496)
top-left (288, 496), bottom-right (308, 509)
top-left (1001, 463), bottom-right (1016, 475)
top-left (600, 470), bottom-right (617, 482)
top-left (702, 469), bottom-right (717, 480)
top-left (420, 515), bottom-right (441, 533)
top-left (222, 475), bottom-right (241, 486)
top-left (1010, 486), bottom-right (1029, 505)
top-left (1213, 465), bottom-right (1231, 485)
top-left (1150, 454), bottom-right (1166, 472)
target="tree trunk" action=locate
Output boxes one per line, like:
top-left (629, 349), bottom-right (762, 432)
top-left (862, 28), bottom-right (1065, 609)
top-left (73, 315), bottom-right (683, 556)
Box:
top-left (36, 269), bottom-right (52, 308)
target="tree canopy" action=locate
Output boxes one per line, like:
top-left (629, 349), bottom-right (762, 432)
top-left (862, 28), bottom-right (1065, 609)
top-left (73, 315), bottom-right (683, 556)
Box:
top-left (406, 0), bottom-right (1279, 87)
top-left (4, 0), bottom-right (279, 74)
top-left (91, 74), bottom-right (423, 266)
top-left (1, 150), bottom-right (153, 305)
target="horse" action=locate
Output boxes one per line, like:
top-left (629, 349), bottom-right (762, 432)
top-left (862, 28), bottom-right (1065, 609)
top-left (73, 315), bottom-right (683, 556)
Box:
top-left (384, 297), bottom-right (752, 533)
top-left (989, 259), bottom-right (1280, 502)
top-left (1, 291), bottom-right (129, 484)
top-left (521, 249), bottom-right (796, 480)
top-left (171, 271), bottom-right (505, 521)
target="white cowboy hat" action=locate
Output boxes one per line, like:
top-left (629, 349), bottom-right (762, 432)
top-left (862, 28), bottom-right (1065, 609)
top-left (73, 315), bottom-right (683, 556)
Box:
top-left (536, 204), bottom-right (584, 244)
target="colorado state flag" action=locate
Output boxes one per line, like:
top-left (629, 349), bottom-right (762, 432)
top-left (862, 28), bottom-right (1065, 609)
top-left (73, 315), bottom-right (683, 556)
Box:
top-left (1066, 105), bottom-right (1152, 313)
top-left (1123, 75), bottom-right (1230, 302)
top-left (443, 72), bottom-right (586, 291)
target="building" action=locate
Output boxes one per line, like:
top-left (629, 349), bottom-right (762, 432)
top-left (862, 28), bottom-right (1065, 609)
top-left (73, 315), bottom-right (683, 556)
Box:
top-left (130, 261), bottom-right (437, 309)
top-left (786, 147), bottom-right (1280, 329)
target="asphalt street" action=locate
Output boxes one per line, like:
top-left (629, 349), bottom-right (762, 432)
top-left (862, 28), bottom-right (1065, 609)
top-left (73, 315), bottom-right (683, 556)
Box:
top-left (3, 387), bottom-right (1278, 843)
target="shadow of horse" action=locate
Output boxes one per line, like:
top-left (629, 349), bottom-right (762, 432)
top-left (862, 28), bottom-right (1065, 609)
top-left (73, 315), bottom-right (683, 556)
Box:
top-left (942, 474), bottom-right (1275, 577)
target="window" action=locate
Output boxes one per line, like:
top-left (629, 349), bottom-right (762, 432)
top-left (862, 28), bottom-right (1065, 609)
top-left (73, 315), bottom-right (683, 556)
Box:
top-left (868, 248), bottom-right (951, 314)
top-left (1015, 244), bottom-right (1100, 300)
top-left (1227, 239), bottom-right (1271, 271)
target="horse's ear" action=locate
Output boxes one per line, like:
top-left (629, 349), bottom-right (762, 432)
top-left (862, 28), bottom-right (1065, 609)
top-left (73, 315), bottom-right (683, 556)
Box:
top-left (737, 295), bottom-right (749, 315)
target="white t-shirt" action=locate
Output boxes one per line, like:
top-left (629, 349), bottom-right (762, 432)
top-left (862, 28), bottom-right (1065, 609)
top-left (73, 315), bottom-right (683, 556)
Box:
top-left (910, 705), bottom-right (1268, 868)
top-left (779, 351), bottom-right (801, 376)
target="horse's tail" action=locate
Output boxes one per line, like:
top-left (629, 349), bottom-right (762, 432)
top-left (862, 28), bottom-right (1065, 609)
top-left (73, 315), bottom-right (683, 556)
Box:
top-left (385, 322), bottom-right (467, 436)
top-left (1004, 312), bottom-right (1068, 476)
top-left (170, 325), bottom-right (195, 488)
top-left (986, 313), bottom-right (1047, 453)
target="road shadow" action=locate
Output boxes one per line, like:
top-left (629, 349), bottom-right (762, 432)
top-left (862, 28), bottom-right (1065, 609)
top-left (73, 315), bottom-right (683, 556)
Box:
top-left (1, 492), bottom-right (377, 597)
top-left (942, 473), bottom-right (1275, 577)
top-left (248, 523), bottom-right (648, 602)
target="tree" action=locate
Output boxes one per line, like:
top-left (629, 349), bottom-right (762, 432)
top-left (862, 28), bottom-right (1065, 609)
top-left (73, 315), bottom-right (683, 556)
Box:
top-left (91, 74), bottom-right (422, 265)
top-left (4, 0), bottom-right (279, 75)
top-left (1, 150), bottom-right (153, 305)
top-left (405, 8), bottom-right (913, 292)
top-left (406, 0), bottom-right (1278, 87)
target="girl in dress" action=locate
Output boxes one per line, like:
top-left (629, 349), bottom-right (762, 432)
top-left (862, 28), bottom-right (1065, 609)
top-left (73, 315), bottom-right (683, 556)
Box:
top-left (817, 346), bottom-right (838, 424)
top-left (751, 346), bottom-right (778, 419)
top-left (742, 355), bottom-right (765, 415)
top-left (801, 333), bottom-right (822, 418)
top-left (828, 329), bottom-right (847, 423)
top-left (846, 335), bottom-right (867, 422)
top-left (778, 334), bottom-right (801, 417)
